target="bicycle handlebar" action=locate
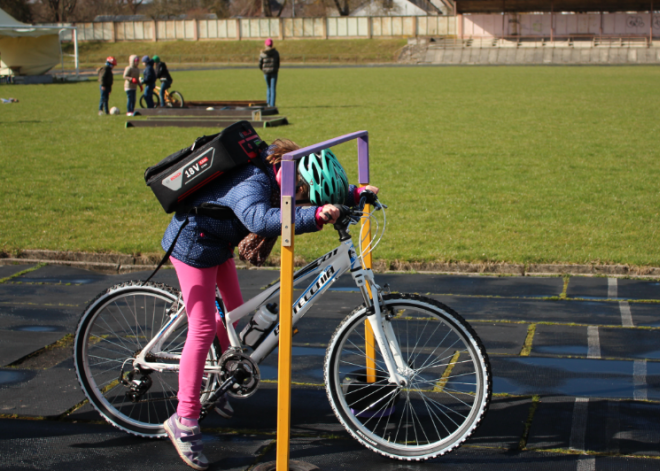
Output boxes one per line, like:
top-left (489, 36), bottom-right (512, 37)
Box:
top-left (332, 190), bottom-right (384, 240)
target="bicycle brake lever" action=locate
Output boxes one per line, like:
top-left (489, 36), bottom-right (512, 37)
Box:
top-left (332, 205), bottom-right (351, 227)
top-left (359, 190), bottom-right (378, 207)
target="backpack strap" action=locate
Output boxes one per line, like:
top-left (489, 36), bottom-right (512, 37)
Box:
top-left (144, 153), bottom-right (270, 283)
top-left (144, 214), bottom-right (190, 283)
top-left (191, 203), bottom-right (235, 220)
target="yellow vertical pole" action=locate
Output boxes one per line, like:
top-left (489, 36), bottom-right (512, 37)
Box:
top-left (277, 192), bottom-right (295, 471)
top-left (361, 189), bottom-right (377, 384)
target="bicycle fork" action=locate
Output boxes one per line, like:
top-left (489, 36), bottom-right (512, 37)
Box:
top-left (351, 267), bottom-right (408, 387)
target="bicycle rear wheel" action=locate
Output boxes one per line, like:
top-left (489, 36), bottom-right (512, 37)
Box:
top-left (168, 91), bottom-right (184, 108)
top-left (74, 281), bottom-right (220, 438)
top-left (325, 293), bottom-right (491, 461)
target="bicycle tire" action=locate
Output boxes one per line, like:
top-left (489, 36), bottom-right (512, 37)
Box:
top-left (324, 293), bottom-right (491, 461)
top-left (74, 281), bottom-right (221, 438)
top-left (167, 91), bottom-right (184, 108)
top-left (139, 92), bottom-right (160, 109)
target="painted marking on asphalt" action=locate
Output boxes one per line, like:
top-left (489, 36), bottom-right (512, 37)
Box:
top-left (570, 397), bottom-right (589, 451)
top-left (607, 278), bottom-right (617, 299)
top-left (606, 401), bottom-right (620, 454)
top-left (620, 301), bottom-right (634, 327)
top-left (587, 326), bottom-right (601, 359)
top-left (634, 360), bottom-right (647, 401)
top-left (576, 457), bottom-right (596, 471)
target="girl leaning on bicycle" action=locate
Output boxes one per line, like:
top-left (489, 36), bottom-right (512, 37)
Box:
top-left (160, 137), bottom-right (378, 470)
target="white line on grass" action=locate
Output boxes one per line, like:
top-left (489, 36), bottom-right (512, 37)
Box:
top-left (607, 278), bottom-right (617, 299)
top-left (619, 301), bottom-right (634, 327)
top-left (576, 457), bottom-right (596, 471)
top-left (587, 326), bottom-right (601, 359)
top-left (634, 360), bottom-right (647, 401)
top-left (570, 397), bottom-right (589, 452)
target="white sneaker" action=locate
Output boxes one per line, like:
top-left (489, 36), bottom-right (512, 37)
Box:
top-left (98, 110), bottom-right (104, 116)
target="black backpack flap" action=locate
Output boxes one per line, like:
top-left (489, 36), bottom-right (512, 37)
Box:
top-left (145, 121), bottom-right (268, 213)
top-left (144, 131), bottom-right (221, 183)
top-left (221, 121), bottom-right (266, 163)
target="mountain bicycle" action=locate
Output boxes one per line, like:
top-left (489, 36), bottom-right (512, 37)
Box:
top-left (73, 193), bottom-right (491, 461)
top-left (139, 86), bottom-right (184, 108)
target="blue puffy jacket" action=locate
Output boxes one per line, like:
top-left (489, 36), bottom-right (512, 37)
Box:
top-left (162, 145), bottom-right (357, 268)
top-left (142, 60), bottom-right (156, 87)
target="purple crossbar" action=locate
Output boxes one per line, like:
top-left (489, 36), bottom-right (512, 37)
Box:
top-left (280, 131), bottom-right (369, 223)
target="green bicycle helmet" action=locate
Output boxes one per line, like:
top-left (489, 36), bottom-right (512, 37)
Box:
top-left (298, 149), bottom-right (349, 206)
top-left (152, 55), bottom-right (161, 63)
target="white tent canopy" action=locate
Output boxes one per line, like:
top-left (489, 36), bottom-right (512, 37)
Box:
top-left (0, 7), bottom-right (78, 76)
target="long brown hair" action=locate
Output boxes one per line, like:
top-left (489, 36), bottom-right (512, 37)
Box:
top-left (266, 139), bottom-right (300, 165)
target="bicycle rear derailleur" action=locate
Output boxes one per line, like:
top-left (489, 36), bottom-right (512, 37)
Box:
top-left (120, 367), bottom-right (153, 403)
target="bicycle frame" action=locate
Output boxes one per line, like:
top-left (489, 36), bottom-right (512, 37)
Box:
top-left (153, 86), bottom-right (169, 100)
top-left (134, 232), bottom-right (408, 386)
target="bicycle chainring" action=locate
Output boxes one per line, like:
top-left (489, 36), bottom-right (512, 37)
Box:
top-left (218, 349), bottom-right (260, 399)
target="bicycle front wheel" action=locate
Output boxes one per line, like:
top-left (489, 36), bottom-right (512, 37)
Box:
top-left (325, 293), bottom-right (491, 461)
top-left (74, 281), bottom-right (220, 438)
top-left (168, 91), bottom-right (184, 107)
top-left (139, 92), bottom-right (160, 108)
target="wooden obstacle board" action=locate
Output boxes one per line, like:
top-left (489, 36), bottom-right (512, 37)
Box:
top-left (126, 116), bottom-right (289, 128)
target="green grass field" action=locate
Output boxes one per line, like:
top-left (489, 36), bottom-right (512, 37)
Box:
top-left (62, 39), bottom-right (408, 69)
top-left (2, 65), bottom-right (660, 267)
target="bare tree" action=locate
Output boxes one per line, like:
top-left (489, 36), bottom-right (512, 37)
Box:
top-left (330, 0), bottom-right (349, 16)
top-left (275, 0), bottom-right (286, 17)
top-left (229, 0), bottom-right (260, 17)
top-left (261, 0), bottom-right (272, 17)
top-left (318, 0), bottom-right (369, 16)
top-left (46, 0), bottom-right (78, 21)
top-left (0, 0), bottom-right (33, 22)
top-left (119, 0), bottom-right (144, 15)
top-left (201, 0), bottom-right (231, 18)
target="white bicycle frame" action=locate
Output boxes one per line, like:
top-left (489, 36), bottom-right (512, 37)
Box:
top-left (133, 235), bottom-right (408, 386)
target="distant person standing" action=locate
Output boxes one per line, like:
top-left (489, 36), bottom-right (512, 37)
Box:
top-left (259, 38), bottom-right (279, 108)
top-left (97, 56), bottom-right (116, 115)
top-left (141, 55), bottom-right (156, 109)
top-left (153, 55), bottom-right (173, 108)
top-left (123, 55), bottom-right (141, 116)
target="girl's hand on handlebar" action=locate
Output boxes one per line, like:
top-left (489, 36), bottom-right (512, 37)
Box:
top-left (316, 205), bottom-right (341, 225)
top-left (360, 185), bottom-right (379, 195)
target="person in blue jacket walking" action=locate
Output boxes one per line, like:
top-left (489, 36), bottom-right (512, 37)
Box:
top-left (161, 138), bottom-right (378, 470)
top-left (140, 55), bottom-right (156, 108)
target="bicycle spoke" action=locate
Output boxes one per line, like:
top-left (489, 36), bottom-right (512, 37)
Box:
top-left (76, 285), bottom-right (220, 435)
top-left (339, 358), bottom-right (390, 376)
top-left (326, 296), bottom-right (490, 459)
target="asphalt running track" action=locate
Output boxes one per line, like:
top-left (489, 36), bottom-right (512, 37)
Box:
top-left (1, 263), bottom-right (660, 470)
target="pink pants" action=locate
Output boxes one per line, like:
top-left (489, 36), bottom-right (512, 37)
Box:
top-left (171, 256), bottom-right (244, 419)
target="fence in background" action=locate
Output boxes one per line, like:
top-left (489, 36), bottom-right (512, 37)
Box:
top-left (58, 16), bottom-right (455, 42)
top-left (51, 12), bottom-right (660, 43)
top-left (461, 12), bottom-right (660, 39)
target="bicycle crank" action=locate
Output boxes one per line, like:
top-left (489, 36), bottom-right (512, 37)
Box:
top-left (217, 349), bottom-right (260, 399)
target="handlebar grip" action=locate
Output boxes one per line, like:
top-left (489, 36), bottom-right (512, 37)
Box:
top-left (359, 190), bottom-right (378, 207)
